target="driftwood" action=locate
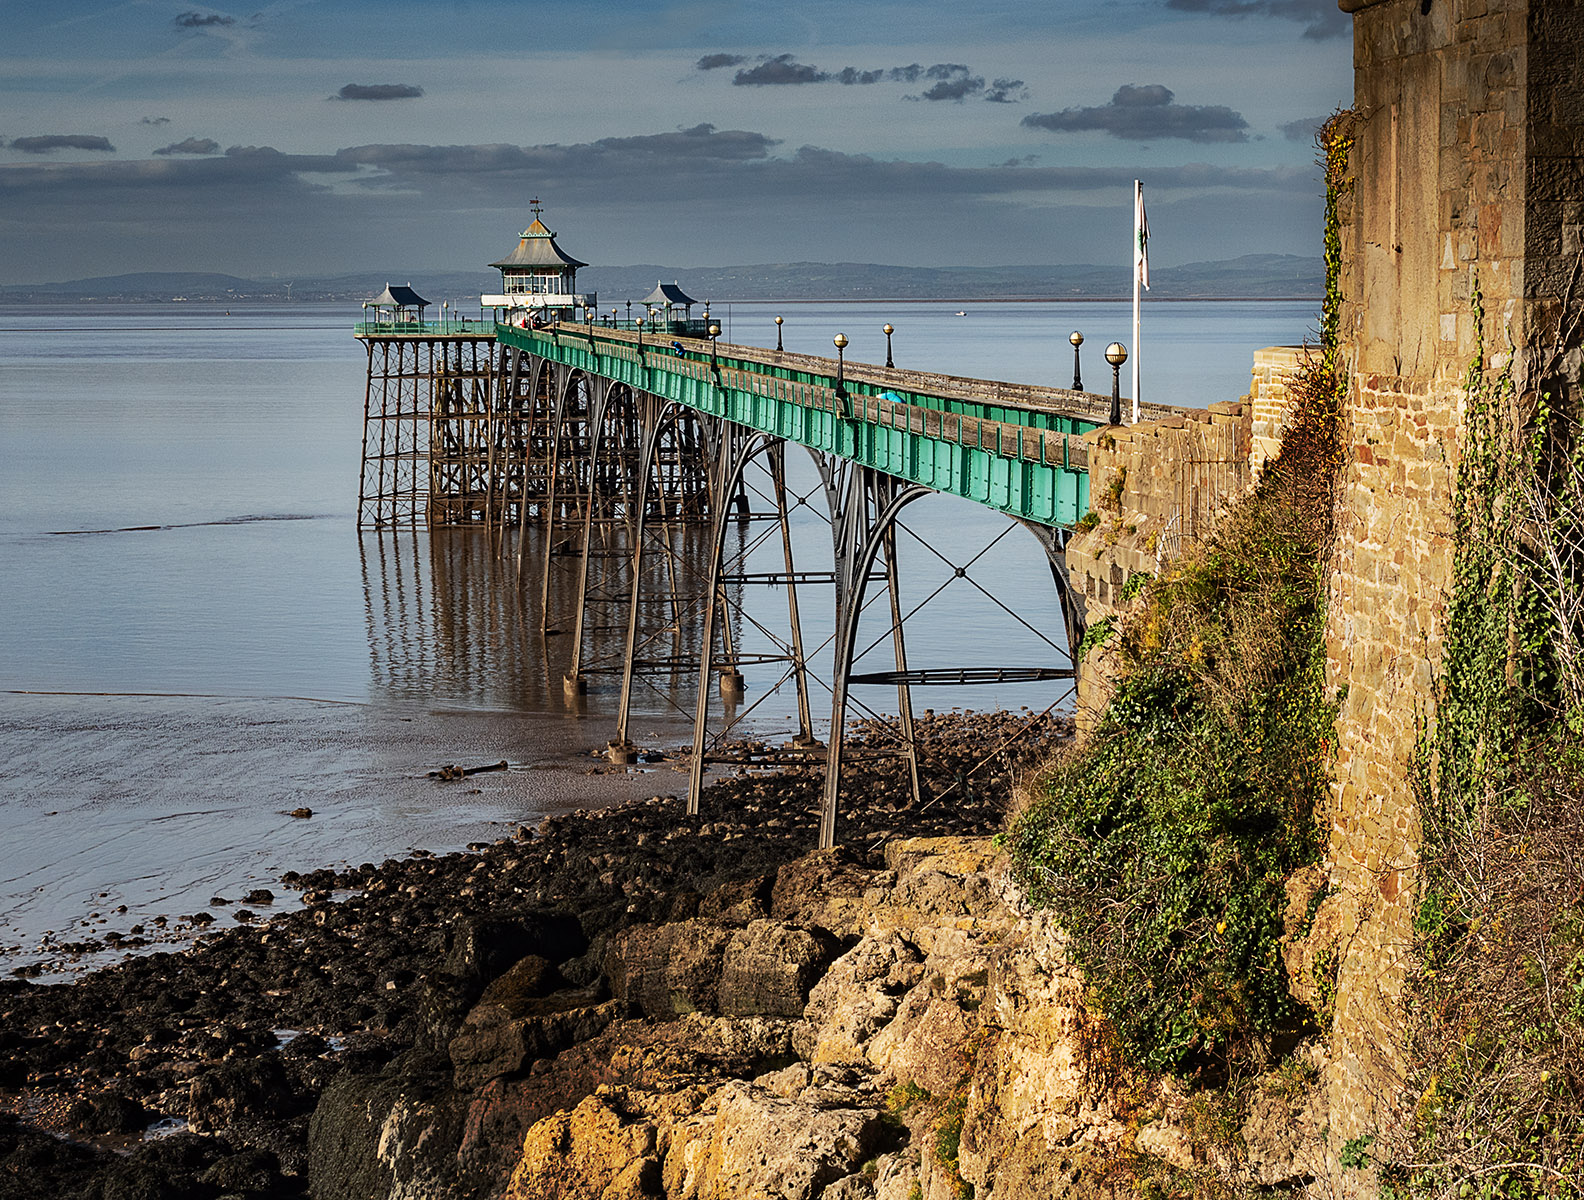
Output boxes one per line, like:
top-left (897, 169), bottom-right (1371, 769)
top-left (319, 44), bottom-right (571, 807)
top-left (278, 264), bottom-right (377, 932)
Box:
top-left (428, 760), bottom-right (509, 782)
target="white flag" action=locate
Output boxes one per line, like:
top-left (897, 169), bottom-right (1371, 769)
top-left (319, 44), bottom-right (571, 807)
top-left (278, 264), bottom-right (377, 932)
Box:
top-left (1134, 183), bottom-right (1150, 291)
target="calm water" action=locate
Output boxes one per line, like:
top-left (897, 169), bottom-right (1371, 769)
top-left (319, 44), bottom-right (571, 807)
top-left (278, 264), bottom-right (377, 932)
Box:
top-left (0, 298), bottom-right (1316, 972)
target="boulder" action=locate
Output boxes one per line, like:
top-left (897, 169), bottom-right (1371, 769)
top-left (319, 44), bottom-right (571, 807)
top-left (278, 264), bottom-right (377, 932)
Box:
top-left (449, 998), bottom-right (625, 1091)
top-left (718, 921), bottom-right (840, 1017)
top-left (444, 913), bottom-right (587, 996)
top-left (307, 1057), bottom-right (475, 1200)
top-left (662, 1080), bottom-right (883, 1200)
top-left (504, 1090), bottom-right (662, 1200)
top-left (66, 1091), bottom-right (145, 1135)
top-left (770, 853), bottom-right (878, 934)
top-left (795, 931), bottom-right (923, 1065)
top-left (187, 1055), bottom-right (299, 1132)
top-left (603, 921), bottom-right (732, 1018)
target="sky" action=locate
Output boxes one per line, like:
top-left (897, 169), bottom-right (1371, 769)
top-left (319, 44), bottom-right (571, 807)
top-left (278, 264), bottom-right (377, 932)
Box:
top-left (0, 0), bottom-right (1355, 283)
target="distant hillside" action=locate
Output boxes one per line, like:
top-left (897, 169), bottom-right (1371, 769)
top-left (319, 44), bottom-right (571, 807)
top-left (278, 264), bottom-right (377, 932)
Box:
top-left (1, 255), bottom-right (1321, 304)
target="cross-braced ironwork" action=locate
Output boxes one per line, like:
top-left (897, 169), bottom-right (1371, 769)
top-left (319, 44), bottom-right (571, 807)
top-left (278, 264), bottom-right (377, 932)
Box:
top-left (353, 316), bottom-right (1166, 848)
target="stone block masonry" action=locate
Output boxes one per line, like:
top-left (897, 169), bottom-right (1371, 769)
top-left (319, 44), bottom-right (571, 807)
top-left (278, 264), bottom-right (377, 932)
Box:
top-left (1327, 0), bottom-right (1583, 1182)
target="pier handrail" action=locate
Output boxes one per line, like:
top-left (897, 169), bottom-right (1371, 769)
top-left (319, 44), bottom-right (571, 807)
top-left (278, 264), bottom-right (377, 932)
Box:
top-left (494, 321), bottom-right (1161, 528)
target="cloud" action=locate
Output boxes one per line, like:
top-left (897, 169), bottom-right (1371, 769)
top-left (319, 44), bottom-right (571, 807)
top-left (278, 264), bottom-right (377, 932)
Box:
top-left (173, 11), bottom-right (236, 27)
top-left (984, 79), bottom-right (1028, 104)
top-left (733, 55), bottom-right (828, 86)
top-left (724, 57), bottom-right (1020, 102)
top-left (919, 76), bottom-right (983, 101)
top-left (9, 134), bottom-right (117, 154)
top-left (696, 53), bottom-right (746, 71)
top-left (333, 83), bottom-right (425, 102)
top-left (0, 127), bottom-right (1321, 282)
top-left (153, 137), bottom-right (221, 156)
top-left (1164, 0), bottom-right (1349, 40)
top-left (141, 117), bottom-right (172, 127)
top-left (1279, 114), bottom-right (1331, 142)
top-left (1022, 84), bottom-right (1249, 143)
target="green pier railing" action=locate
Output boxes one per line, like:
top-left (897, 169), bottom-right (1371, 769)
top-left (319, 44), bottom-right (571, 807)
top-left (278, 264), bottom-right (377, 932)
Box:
top-left (492, 322), bottom-right (1162, 529)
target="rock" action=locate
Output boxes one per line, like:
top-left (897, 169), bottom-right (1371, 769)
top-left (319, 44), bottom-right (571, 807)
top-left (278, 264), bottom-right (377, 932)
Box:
top-left (603, 921), bottom-right (732, 1018)
top-left (290, 807), bottom-right (313, 819)
top-left (445, 913), bottom-right (587, 997)
top-left (66, 1091), bottom-right (146, 1135)
top-left (1241, 1057), bottom-right (1328, 1185)
top-left (770, 852), bottom-right (878, 934)
top-left (187, 1054), bottom-right (299, 1131)
top-left (796, 931), bottom-right (923, 1065)
top-left (718, 920), bottom-right (839, 1017)
top-left (956, 913), bottom-right (1120, 1191)
top-left (504, 1091), bottom-right (661, 1200)
top-left (478, 954), bottom-right (565, 1009)
top-left (449, 998), bottom-right (625, 1091)
top-left (663, 1080), bottom-right (883, 1200)
top-left (870, 1150), bottom-right (922, 1200)
top-left (307, 1057), bottom-right (475, 1200)
top-left (698, 874), bottom-right (773, 923)
top-left (243, 888), bottom-right (275, 905)
top-left (865, 973), bottom-right (978, 1097)
top-left (824, 1173), bottom-right (877, 1200)
top-left (198, 1147), bottom-right (286, 1193)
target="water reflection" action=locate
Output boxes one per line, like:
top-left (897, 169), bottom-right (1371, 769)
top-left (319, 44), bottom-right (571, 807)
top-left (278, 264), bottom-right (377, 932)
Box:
top-left (358, 524), bottom-right (728, 724)
top-left (358, 470), bottom-right (1082, 749)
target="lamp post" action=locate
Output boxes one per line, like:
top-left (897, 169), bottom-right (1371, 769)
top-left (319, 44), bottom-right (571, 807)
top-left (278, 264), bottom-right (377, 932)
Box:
top-left (833, 333), bottom-right (848, 415)
top-left (883, 323), bottom-right (895, 368)
top-left (708, 322), bottom-right (721, 368)
top-left (1069, 330), bottom-right (1084, 391)
top-left (1105, 342), bottom-right (1128, 426)
top-left (775, 315), bottom-right (784, 352)
top-left (625, 300), bottom-right (631, 326)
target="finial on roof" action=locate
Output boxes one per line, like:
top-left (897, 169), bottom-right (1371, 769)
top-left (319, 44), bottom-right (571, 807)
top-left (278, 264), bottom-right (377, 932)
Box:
top-left (531, 197), bottom-right (543, 218)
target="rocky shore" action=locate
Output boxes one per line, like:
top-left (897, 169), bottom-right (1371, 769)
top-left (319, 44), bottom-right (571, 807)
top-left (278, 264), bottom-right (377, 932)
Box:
top-left (0, 711), bottom-right (1071, 1198)
top-left (1, 707), bottom-right (1332, 1198)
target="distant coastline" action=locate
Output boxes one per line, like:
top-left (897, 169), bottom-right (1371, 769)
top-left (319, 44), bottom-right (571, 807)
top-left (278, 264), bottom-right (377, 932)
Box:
top-left (0, 253), bottom-right (1322, 306)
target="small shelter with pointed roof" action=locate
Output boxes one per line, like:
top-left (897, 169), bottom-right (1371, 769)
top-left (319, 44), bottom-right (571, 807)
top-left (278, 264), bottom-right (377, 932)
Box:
top-left (363, 282), bottom-right (430, 326)
top-left (481, 203), bottom-right (595, 321)
top-left (641, 280), bottom-right (698, 324)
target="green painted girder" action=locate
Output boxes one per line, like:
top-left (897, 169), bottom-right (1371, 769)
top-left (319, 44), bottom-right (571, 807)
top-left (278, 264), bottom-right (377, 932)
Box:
top-left (496, 324), bottom-right (1100, 528)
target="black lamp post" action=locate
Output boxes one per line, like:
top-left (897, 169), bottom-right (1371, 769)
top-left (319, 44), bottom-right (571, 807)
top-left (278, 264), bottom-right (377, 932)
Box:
top-left (833, 333), bottom-right (848, 415)
top-left (774, 315), bottom-right (784, 352)
top-left (1070, 330), bottom-right (1084, 391)
top-left (883, 323), bottom-right (895, 368)
top-left (1105, 342), bottom-right (1128, 426)
top-left (708, 322), bottom-right (721, 368)
top-left (625, 300), bottom-right (632, 325)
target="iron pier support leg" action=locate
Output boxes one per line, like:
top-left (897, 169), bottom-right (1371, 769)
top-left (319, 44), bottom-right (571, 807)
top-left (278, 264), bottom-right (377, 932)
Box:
top-left (686, 448), bottom-right (737, 816)
top-left (611, 399), bottom-right (661, 764)
top-left (771, 443), bottom-right (817, 747)
top-left (883, 522), bottom-right (924, 809)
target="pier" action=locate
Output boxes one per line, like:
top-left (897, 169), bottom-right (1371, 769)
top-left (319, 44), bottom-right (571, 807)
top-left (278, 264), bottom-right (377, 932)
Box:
top-left (354, 216), bottom-right (1197, 848)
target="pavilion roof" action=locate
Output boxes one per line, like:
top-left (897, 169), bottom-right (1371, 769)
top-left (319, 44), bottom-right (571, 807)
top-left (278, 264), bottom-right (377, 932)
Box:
top-left (490, 217), bottom-right (588, 270)
top-left (370, 283), bottom-right (429, 308)
top-left (642, 280), bottom-right (698, 307)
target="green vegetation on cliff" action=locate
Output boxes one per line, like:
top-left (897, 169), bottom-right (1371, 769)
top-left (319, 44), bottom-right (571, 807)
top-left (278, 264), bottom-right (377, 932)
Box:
top-left (1007, 113), bottom-right (1355, 1081)
top-left (1007, 356), bottom-right (1340, 1077)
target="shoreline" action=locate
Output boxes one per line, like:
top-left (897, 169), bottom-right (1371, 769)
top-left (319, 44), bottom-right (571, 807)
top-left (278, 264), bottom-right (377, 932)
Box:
top-left (0, 690), bottom-right (701, 980)
top-left (0, 709), bottom-right (1066, 1198)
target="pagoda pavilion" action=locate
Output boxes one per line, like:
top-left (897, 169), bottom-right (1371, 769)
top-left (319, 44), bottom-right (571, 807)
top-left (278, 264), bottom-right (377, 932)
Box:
top-left (480, 203), bottom-right (594, 323)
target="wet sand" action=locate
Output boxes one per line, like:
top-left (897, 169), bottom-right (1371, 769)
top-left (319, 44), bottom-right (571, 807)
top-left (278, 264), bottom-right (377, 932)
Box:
top-left (0, 691), bottom-right (692, 977)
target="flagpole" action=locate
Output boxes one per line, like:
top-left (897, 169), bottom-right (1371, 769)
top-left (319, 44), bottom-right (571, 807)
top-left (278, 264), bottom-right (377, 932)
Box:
top-left (1132, 179), bottom-right (1142, 423)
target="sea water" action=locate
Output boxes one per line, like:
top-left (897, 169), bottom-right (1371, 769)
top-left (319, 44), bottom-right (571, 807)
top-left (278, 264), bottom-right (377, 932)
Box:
top-left (0, 298), bottom-right (1317, 971)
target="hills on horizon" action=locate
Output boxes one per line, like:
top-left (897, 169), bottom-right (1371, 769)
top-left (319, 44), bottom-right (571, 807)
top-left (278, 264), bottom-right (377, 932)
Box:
top-left (0, 254), bottom-right (1321, 305)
